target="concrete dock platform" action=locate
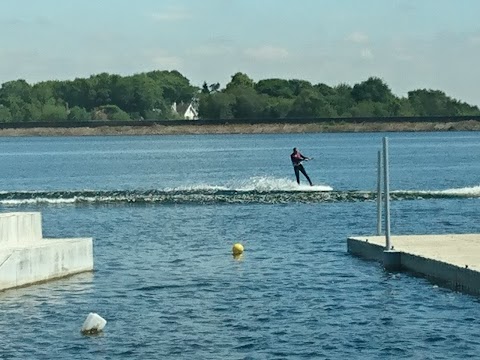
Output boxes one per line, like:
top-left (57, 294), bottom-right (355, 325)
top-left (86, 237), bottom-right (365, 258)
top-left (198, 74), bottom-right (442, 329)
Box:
top-left (348, 234), bottom-right (480, 295)
top-left (0, 212), bottom-right (93, 291)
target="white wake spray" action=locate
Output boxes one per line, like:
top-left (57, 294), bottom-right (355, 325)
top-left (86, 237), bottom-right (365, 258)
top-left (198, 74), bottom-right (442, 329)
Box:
top-left (393, 185), bottom-right (480, 197)
top-left (168, 176), bottom-right (333, 192)
top-left (436, 185), bottom-right (480, 196)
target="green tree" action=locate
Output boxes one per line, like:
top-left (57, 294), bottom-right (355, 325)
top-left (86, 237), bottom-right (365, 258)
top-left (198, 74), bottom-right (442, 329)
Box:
top-left (58, 78), bottom-right (95, 110)
top-left (209, 83), bottom-right (220, 93)
top-left (88, 73), bottom-right (121, 107)
top-left (287, 79), bottom-right (313, 96)
top-left (92, 105), bottom-right (131, 120)
top-left (143, 108), bottom-right (171, 120)
top-left (201, 82), bottom-right (210, 94)
top-left (23, 102), bottom-right (43, 122)
top-left (146, 70), bottom-right (197, 104)
top-left (0, 105), bottom-right (13, 122)
top-left (230, 87), bottom-right (267, 119)
top-left (396, 98), bottom-right (415, 116)
top-left (2, 70), bottom-right (480, 123)
top-left (314, 83), bottom-right (335, 97)
top-left (406, 89), bottom-right (480, 116)
top-left (68, 106), bottom-right (91, 121)
top-left (113, 74), bottom-right (162, 117)
top-left (329, 84), bottom-right (354, 117)
top-left (261, 97), bottom-right (294, 118)
top-left (349, 101), bottom-right (391, 117)
top-left (0, 79), bottom-right (32, 104)
top-left (41, 102), bottom-right (68, 121)
top-left (1, 97), bottom-right (22, 121)
top-left (31, 81), bottom-right (59, 104)
top-left (225, 72), bottom-right (255, 92)
top-left (288, 89), bottom-right (337, 118)
top-left (351, 77), bottom-right (394, 103)
top-left (3, 97), bottom-right (41, 122)
top-left (198, 92), bottom-right (234, 119)
top-left (255, 79), bottom-right (295, 98)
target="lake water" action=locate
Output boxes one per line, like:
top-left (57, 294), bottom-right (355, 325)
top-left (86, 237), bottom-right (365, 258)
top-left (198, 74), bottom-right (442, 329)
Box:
top-left (0, 131), bottom-right (479, 359)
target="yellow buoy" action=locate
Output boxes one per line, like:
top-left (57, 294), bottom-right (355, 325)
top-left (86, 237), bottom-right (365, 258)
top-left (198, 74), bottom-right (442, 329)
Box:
top-left (232, 243), bottom-right (244, 256)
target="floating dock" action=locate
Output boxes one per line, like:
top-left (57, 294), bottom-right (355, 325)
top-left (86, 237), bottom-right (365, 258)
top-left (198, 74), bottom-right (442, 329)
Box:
top-left (348, 234), bottom-right (480, 295)
top-left (0, 212), bottom-right (93, 291)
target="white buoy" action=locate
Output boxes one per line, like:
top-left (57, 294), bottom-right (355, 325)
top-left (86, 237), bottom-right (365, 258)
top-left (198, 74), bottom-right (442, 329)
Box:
top-left (81, 312), bottom-right (107, 334)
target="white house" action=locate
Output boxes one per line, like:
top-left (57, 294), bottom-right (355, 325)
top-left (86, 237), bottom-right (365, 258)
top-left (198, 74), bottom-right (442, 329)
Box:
top-left (171, 102), bottom-right (198, 120)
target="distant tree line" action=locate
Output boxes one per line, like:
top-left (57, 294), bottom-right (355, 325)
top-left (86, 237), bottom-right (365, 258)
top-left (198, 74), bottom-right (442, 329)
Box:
top-left (0, 70), bottom-right (197, 122)
top-left (199, 73), bottom-right (480, 119)
top-left (0, 70), bottom-right (478, 122)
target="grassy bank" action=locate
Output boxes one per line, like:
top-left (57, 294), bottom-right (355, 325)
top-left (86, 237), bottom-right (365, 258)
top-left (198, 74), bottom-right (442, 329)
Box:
top-left (0, 120), bottom-right (479, 136)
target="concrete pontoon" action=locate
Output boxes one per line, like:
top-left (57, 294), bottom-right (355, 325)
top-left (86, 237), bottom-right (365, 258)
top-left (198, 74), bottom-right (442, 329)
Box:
top-left (348, 234), bottom-right (480, 295)
top-left (0, 212), bottom-right (93, 291)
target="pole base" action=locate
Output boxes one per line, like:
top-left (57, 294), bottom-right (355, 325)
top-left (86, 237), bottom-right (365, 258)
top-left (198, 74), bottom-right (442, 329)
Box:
top-left (383, 250), bottom-right (401, 271)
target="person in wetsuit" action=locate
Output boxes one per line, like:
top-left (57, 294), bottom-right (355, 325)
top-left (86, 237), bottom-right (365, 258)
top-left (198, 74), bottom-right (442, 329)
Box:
top-left (290, 147), bottom-right (313, 186)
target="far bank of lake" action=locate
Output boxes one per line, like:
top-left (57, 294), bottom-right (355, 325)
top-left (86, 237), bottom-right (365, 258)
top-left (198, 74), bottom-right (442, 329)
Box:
top-left (0, 120), bottom-right (479, 136)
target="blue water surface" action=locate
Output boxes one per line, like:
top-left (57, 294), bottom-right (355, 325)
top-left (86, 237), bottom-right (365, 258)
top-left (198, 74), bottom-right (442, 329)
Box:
top-left (0, 131), bottom-right (479, 359)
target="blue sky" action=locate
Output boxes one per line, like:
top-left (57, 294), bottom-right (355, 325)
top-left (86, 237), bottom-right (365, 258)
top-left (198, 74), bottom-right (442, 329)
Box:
top-left (1, 0), bottom-right (479, 105)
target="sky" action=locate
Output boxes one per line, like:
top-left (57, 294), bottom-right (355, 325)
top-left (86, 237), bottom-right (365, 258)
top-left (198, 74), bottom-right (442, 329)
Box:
top-left (0, 0), bottom-right (479, 105)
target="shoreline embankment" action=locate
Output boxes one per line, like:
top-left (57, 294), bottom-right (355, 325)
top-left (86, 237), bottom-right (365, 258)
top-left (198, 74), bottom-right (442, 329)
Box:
top-left (0, 120), bottom-right (479, 137)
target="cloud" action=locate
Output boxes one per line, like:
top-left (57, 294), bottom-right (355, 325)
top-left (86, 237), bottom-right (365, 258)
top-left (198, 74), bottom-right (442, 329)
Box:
top-left (150, 7), bottom-right (191, 22)
top-left (0, 16), bottom-right (54, 27)
top-left (243, 46), bottom-right (289, 61)
top-left (34, 16), bottom-right (54, 27)
top-left (360, 48), bottom-right (373, 59)
top-left (187, 36), bottom-right (237, 58)
top-left (189, 44), bottom-right (234, 57)
top-left (148, 51), bottom-right (182, 68)
top-left (392, 48), bottom-right (413, 62)
top-left (346, 32), bottom-right (369, 44)
top-left (468, 34), bottom-right (480, 45)
top-left (394, 0), bottom-right (418, 15)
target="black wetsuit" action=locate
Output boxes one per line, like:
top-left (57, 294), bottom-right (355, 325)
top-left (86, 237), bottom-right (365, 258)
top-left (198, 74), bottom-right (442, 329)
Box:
top-left (291, 151), bottom-right (313, 186)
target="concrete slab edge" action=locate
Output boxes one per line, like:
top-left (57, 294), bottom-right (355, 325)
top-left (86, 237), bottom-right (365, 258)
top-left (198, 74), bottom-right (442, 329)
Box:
top-left (347, 237), bottom-right (480, 296)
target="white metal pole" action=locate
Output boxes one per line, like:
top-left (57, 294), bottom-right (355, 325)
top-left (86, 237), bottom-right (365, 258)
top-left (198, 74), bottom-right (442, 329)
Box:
top-left (383, 137), bottom-right (392, 250)
top-left (377, 150), bottom-right (382, 235)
